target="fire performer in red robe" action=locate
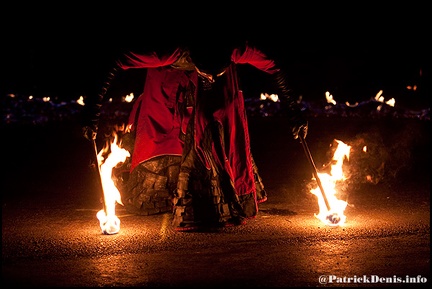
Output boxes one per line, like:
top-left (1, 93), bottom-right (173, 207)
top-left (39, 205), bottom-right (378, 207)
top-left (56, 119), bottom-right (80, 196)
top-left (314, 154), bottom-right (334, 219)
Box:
top-left (83, 40), bottom-right (308, 231)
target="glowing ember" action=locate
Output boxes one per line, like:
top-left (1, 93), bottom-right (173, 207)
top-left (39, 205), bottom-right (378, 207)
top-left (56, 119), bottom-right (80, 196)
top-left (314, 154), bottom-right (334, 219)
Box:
top-left (96, 133), bottom-right (130, 234)
top-left (311, 140), bottom-right (350, 226)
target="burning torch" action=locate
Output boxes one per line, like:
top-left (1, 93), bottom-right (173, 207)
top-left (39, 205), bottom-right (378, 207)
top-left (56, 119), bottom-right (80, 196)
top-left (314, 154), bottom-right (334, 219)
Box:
top-left (82, 65), bottom-right (121, 234)
top-left (298, 131), bottom-right (342, 226)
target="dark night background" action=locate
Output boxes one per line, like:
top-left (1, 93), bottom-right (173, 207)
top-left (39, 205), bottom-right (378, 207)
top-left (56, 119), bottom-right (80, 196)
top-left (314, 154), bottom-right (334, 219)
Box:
top-left (2, 4), bottom-right (430, 287)
top-left (2, 3), bottom-right (430, 111)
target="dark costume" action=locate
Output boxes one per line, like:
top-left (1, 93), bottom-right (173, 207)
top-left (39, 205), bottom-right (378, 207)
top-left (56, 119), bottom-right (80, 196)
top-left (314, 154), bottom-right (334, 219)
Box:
top-left (83, 42), bottom-right (307, 231)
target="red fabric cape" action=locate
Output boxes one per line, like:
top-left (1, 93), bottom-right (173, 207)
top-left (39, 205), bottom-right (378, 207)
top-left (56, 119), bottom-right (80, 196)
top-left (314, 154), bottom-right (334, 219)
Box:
top-left (117, 45), bottom-right (280, 196)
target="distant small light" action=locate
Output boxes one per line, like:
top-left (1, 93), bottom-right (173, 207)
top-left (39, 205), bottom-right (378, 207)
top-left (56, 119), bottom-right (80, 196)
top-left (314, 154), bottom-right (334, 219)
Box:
top-left (385, 98), bottom-right (395, 107)
top-left (325, 91), bottom-right (336, 105)
top-left (123, 93), bottom-right (134, 102)
top-left (77, 96), bottom-right (85, 106)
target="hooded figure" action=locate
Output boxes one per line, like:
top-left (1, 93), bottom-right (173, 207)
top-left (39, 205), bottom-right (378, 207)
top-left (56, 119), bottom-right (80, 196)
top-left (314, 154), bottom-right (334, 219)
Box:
top-left (83, 40), bottom-right (308, 231)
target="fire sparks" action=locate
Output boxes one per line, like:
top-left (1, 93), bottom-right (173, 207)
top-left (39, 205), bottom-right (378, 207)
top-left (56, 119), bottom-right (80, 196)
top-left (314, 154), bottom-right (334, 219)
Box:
top-left (96, 133), bottom-right (130, 235)
top-left (311, 140), bottom-right (350, 226)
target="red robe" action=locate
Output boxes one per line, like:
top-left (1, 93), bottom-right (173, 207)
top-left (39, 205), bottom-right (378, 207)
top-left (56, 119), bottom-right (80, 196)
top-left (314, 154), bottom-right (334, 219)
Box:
top-left (116, 44), bottom-right (280, 197)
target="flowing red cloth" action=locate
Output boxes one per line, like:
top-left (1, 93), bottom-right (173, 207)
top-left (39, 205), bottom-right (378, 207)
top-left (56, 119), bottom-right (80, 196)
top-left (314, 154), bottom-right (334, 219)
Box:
top-left (117, 44), bottom-right (280, 197)
top-left (118, 48), bottom-right (195, 171)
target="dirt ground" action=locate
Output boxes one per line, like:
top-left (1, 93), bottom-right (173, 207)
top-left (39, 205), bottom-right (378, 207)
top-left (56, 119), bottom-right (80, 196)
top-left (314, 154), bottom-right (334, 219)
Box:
top-left (2, 116), bottom-right (430, 287)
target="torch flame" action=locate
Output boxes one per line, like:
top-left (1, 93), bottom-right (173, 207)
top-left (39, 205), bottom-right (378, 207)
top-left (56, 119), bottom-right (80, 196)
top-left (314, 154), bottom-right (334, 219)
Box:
top-left (96, 133), bottom-right (130, 234)
top-left (311, 140), bottom-right (350, 226)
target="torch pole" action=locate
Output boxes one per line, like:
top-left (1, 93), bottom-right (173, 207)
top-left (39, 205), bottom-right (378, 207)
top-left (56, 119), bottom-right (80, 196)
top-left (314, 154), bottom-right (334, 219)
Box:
top-left (85, 64), bottom-right (119, 216)
top-left (92, 138), bottom-right (107, 214)
top-left (299, 133), bottom-right (332, 212)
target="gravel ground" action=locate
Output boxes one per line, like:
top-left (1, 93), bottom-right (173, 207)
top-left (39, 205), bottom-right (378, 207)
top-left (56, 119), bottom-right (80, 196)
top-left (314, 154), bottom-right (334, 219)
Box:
top-left (2, 116), bottom-right (430, 287)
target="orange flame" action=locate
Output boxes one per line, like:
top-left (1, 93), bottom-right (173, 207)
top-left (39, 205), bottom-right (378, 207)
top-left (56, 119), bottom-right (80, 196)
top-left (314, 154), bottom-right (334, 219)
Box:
top-left (311, 140), bottom-right (350, 226)
top-left (96, 133), bottom-right (130, 234)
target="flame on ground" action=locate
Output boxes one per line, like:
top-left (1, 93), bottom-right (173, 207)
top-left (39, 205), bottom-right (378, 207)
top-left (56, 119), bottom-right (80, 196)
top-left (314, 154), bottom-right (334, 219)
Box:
top-left (96, 133), bottom-right (130, 235)
top-left (311, 139), bottom-right (350, 226)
